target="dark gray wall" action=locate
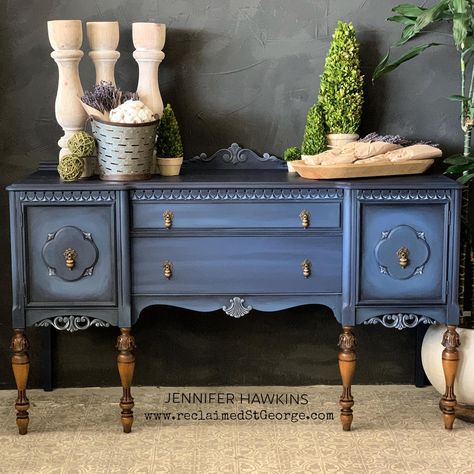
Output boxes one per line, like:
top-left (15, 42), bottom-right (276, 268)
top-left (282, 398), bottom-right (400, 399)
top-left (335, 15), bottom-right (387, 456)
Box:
top-left (0, 0), bottom-right (459, 388)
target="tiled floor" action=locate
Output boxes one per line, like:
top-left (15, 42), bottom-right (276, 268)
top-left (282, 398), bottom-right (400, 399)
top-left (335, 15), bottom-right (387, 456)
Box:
top-left (0, 385), bottom-right (473, 473)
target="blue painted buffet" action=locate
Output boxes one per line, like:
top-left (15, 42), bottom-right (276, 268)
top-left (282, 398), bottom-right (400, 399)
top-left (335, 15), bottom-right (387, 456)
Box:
top-left (7, 144), bottom-right (463, 434)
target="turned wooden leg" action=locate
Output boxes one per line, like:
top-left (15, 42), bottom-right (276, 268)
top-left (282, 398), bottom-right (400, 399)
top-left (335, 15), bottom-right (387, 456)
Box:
top-left (11, 329), bottom-right (30, 435)
top-left (440, 325), bottom-right (460, 430)
top-left (116, 328), bottom-right (136, 433)
top-left (338, 326), bottom-right (356, 431)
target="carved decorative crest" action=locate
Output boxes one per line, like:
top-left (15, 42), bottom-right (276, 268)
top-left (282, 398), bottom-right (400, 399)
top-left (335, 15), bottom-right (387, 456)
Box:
top-left (363, 313), bottom-right (437, 330)
top-left (116, 330), bottom-right (136, 352)
top-left (338, 327), bottom-right (356, 352)
top-left (222, 297), bottom-right (253, 318)
top-left (35, 316), bottom-right (110, 332)
top-left (442, 326), bottom-right (461, 351)
top-left (10, 330), bottom-right (30, 353)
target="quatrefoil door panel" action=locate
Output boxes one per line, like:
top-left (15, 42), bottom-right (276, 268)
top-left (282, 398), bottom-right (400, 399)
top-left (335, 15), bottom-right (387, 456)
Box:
top-left (358, 203), bottom-right (448, 304)
top-left (25, 205), bottom-right (117, 305)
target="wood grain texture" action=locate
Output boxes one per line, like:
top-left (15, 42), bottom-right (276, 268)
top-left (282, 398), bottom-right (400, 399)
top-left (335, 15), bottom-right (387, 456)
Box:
top-left (338, 326), bottom-right (356, 431)
top-left (11, 329), bottom-right (30, 435)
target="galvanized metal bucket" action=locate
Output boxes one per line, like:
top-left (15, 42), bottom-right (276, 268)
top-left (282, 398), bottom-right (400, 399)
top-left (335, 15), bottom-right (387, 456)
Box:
top-left (91, 117), bottom-right (159, 181)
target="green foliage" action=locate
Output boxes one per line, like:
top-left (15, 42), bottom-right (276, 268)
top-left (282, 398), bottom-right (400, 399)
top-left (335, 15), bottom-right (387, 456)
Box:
top-left (319, 21), bottom-right (364, 134)
top-left (301, 104), bottom-right (327, 155)
top-left (283, 147), bottom-right (301, 162)
top-left (373, 1), bottom-right (474, 182)
top-left (156, 104), bottom-right (183, 158)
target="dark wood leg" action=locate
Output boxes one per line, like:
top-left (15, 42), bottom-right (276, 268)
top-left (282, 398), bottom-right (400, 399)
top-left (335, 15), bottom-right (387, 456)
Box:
top-left (11, 329), bottom-right (30, 435)
top-left (440, 325), bottom-right (460, 430)
top-left (338, 326), bottom-right (356, 431)
top-left (116, 328), bottom-right (136, 433)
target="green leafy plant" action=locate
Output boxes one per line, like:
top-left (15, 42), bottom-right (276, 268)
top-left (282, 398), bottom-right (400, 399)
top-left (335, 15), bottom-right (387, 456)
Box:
top-left (283, 147), bottom-right (301, 162)
top-left (301, 103), bottom-right (327, 155)
top-left (319, 21), bottom-right (364, 134)
top-left (374, 1), bottom-right (474, 325)
top-left (156, 104), bottom-right (183, 158)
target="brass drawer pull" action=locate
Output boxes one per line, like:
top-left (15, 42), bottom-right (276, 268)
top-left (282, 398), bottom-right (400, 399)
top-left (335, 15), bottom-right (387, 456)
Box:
top-left (397, 247), bottom-right (409, 268)
top-left (163, 210), bottom-right (174, 229)
top-left (163, 261), bottom-right (173, 279)
top-left (63, 248), bottom-right (77, 270)
top-left (299, 210), bottom-right (311, 229)
top-left (301, 259), bottom-right (312, 278)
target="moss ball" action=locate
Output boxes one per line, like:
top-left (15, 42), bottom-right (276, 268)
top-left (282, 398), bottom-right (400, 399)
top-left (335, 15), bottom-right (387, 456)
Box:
top-left (67, 131), bottom-right (96, 157)
top-left (57, 155), bottom-right (84, 182)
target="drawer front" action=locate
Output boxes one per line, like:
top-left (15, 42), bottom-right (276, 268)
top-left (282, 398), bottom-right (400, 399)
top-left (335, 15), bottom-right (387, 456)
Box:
top-left (358, 203), bottom-right (448, 304)
top-left (132, 235), bottom-right (342, 295)
top-left (25, 205), bottom-right (116, 305)
top-left (132, 202), bottom-right (341, 230)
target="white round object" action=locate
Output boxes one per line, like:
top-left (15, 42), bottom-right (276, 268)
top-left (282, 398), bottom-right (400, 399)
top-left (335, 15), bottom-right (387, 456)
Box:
top-left (421, 325), bottom-right (474, 404)
top-left (109, 99), bottom-right (155, 124)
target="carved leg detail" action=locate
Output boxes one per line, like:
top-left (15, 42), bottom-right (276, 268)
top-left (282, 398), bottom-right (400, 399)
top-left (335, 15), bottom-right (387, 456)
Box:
top-left (116, 328), bottom-right (136, 433)
top-left (338, 326), bottom-right (356, 432)
top-left (11, 329), bottom-right (30, 435)
top-left (440, 325), bottom-right (460, 430)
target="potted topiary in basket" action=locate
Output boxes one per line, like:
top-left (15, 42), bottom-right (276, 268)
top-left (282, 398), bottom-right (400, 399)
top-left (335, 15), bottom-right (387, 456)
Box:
top-left (156, 104), bottom-right (184, 176)
top-left (283, 147), bottom-right (301, 172)
top-left (319, 21), bottom-right (364, 149)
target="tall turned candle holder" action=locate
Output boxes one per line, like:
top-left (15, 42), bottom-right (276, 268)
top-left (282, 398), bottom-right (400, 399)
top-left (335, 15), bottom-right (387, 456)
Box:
top-left (87, 21), bottom-right (120, 85)
top-left (132, 22), bottom-right (166, 118)
top-left (47, 20), bottom-right (87, 161)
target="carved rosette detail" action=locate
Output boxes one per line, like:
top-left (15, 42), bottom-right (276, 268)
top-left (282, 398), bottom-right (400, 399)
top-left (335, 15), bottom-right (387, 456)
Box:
top-left (338, 327), bottom-right (357, 352)
top-left (116, 330), bottom-right (137, 352)
top-left (363, 314), bottom-right (437, 330)
top-left (442, 326), bottom-right (461, 351)
top-left (35, 316), bottom-right (110, 332)
top-left (222, 297), bottom-right (253, 318)
top-left (10, 330), bottom-right (30, 353)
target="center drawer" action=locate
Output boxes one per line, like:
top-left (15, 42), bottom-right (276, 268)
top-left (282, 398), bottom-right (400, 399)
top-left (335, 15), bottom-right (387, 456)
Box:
top-left (132, 202), bottom-right (341, 230)
top-left (132, 235), bottom-right (342, 295)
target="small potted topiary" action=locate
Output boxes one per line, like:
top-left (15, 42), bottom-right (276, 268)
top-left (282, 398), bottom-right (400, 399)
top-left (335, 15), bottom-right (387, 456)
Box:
top-left (301, 103), bottom-right (327, 160)
top-left (283, 147), bottom-right (301, 172)
top-left (319, 21), bottom-right (364, 148)
top-left (156, 104), bottom-right (184, 176)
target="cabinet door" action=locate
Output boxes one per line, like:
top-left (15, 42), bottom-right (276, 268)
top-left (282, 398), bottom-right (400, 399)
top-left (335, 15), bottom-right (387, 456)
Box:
top-left (358, 203), bottom-right (448, 304)
top-left (25, 205), bottom-right (116, 306)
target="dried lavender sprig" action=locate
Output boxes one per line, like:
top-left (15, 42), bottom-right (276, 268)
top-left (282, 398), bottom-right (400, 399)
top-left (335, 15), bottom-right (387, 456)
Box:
top-left (81, 81), bottom-right (139, 113)
top-left (360, 132), bottom-right (439, 148)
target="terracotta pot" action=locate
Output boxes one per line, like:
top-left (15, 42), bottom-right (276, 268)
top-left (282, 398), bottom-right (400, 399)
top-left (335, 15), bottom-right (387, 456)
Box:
top-left (326, 133), bottom-right (359, 149)
top-left (157, 156), bottom-right (183, 176)
top-left (422, 325), bottom-right (474, 404)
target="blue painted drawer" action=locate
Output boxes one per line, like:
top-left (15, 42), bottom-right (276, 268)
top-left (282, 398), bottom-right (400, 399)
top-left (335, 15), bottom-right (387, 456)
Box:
top-left (132, 202), bottom-right (341, 230)
top-left (358, 203), bottom-right (448, 304)
top-left (25, 205), bottom-right (116, 306)
top-left (132, 235), bottom-right (342, 295)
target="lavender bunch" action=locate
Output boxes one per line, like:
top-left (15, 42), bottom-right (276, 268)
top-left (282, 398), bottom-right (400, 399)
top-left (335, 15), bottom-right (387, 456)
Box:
top-left (360, 132), bottom-right (439, 148)
top-left (81, 81), bottom-right (139, 113)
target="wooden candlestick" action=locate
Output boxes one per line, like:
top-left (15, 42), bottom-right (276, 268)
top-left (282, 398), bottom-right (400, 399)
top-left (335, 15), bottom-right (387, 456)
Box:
top-left (132, 22), bottom-right (166, 118)
top-left (87, 21), bottom-right (120, 85)
top-left (47, 20), bottom-right (87, 160)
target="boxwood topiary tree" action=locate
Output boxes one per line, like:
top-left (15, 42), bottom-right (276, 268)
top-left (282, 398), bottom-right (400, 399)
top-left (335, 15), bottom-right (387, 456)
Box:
top-left (301, 103), bottom-right (326, 155)
top-left (319, 21), bottom-right (364, 134)
top-left (156, 104), bottom-right (183, 158)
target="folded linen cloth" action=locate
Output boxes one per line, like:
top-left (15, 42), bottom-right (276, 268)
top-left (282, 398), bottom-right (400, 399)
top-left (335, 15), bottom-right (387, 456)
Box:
top-left (354, 155), bottom-right (391, 165)
top-left (340, 141), bottom-right (402, 159)
top-left (384, 144), bottom-right (442, 162)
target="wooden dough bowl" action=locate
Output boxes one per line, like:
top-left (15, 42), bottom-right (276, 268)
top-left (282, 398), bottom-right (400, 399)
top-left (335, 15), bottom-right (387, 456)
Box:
top-left (292, 159), bottom-right (434, 180)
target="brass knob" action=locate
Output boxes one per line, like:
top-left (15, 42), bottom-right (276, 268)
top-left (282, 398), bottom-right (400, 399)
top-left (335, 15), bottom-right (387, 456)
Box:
top-left (301, 259), bottom-right (312, 278)
top-left (63, 248), bottom-right (77, 270)
top-left (163, 210), bottom-right (174, 229)
top-left (397, 247), bottom-right (409, 268)
top-left (163, 261), bottom-right (173, 279)
top-left (299, 210), bottom-right (311, 229)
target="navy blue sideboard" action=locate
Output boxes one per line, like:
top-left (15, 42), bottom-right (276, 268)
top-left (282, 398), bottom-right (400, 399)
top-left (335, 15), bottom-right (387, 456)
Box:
top-left (7, 145), bottom-right (463, 434)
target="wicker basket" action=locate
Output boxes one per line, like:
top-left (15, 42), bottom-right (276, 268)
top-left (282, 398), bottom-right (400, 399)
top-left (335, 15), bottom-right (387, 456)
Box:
top-left (91, 117), bottom-right (159, 181)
